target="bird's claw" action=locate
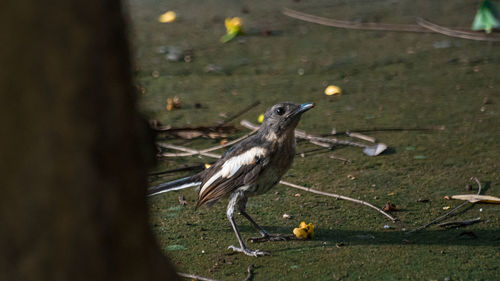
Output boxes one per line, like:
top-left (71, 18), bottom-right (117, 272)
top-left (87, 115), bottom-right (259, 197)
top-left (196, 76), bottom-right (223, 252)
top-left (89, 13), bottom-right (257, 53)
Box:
top-left (247, 234), bottom-right (293, 243)
top-left (228, 245), bottom-right (270, 257)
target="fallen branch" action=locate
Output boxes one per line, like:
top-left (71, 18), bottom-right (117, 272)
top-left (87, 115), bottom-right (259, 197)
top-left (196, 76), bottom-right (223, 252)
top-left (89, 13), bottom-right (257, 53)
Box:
top-left (178, 272), bottom-right (219, 281)
top-left (417, 18), bottom-right (500, 42)
top-left (158, 142), bottom-right (397, 222)
top-left (407, 177), bottom-right (483, 234)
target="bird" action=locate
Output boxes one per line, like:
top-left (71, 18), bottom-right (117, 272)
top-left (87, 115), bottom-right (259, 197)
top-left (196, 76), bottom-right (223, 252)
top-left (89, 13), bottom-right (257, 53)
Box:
top-left (148, 102), bottom-right (314, 257)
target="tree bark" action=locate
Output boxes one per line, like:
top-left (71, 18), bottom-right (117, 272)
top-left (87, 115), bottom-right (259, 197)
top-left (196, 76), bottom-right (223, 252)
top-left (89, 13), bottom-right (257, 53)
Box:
top-left (0, 1), bottom-right (179, 280)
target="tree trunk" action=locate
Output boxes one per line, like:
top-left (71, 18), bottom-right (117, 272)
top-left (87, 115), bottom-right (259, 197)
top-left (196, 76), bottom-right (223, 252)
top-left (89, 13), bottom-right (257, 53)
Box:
top-left (0, 1), bottom-right (179, 280)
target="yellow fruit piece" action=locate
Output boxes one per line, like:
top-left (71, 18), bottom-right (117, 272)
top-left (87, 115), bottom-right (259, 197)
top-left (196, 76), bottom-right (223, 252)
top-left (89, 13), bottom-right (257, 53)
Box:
top-left (324, 85), bottom-right (342, 96)
top-left (258, 113), bottom-right (264, 124)
top-left (225, 17), bottom-right (243, 34)
top-left (293, 221), bottom-right (315, 239)
top-left (293, 227), bottom-right (308, 239)
top-left (158, 11), bottom-right (176, 23)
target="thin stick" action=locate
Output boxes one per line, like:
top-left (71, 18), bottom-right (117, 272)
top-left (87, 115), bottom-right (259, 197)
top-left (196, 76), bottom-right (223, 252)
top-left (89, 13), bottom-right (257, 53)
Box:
top-left (282, 8), bottom-right (500, 42)
top-left (158, 142), bottom-right (397, 222)
top-left (280, 180), bottom-right (397, 222)
top-left (322, 125), bottom-right (445, 136)
top-left (346, 131), bottom-right (376, 143)
top-left (178, 272), bottom-right (219, 281)
top-left (417, 18), bottom-right (500, 42)
top-left (158, 128), bottom-right (258, 157)
top-left (282, 7), bottom-right (428, 33)
top-left (244, 264), bottom-right (255, 281)
top-left (407, 177), bottom-right (483, 234)
top-left (438, 217), bottom-right (481, 228)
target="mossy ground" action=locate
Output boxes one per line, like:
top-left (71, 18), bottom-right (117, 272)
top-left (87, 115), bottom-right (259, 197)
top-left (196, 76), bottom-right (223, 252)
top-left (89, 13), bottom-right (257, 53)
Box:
top-left (129, 0), bottom-right (500, 280)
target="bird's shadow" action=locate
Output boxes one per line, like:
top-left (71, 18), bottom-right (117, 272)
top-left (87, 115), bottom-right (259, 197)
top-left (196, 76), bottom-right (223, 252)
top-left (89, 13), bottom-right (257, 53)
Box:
top-left (233, 225), bottom-right (500, 249)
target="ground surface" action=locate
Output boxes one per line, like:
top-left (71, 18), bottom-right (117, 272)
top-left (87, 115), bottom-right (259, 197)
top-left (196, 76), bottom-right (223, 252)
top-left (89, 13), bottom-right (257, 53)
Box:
top-left (128, 0), bottom-right (500, 280)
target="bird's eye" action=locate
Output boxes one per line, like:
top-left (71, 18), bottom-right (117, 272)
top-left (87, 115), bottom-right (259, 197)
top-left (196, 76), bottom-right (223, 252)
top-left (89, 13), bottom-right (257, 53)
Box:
top-left (275, 107), bottom-right (285, 115)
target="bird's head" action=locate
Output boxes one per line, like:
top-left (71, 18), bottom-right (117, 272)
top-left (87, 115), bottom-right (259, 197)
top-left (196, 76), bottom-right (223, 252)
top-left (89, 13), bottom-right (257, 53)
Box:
top-left (261, 102), bottom-right (314, 137)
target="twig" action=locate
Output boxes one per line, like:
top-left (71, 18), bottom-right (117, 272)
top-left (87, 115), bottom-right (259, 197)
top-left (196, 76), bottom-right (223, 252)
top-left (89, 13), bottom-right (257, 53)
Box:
top-left (346, 131), bottom-right (375, 143)
top-left (323, 125), bottom-right (445, 136)
top-left (178, 195), bottom-right (188, 206)
top-left (282, 7), bottom-right (428, 33)
top-left (417, 18), bottom-right (500, 42)
top-left (158, 142), bottom-right (397, 222)
top-left (282, 8), bottom-right (500, 42)
top-left (217, 101), bottom-right (260, 128)
top-left (438, 217), bottom-right (481, 228)
top-left (178, 272), bottom-right (219, 281)
top-left (279, 180), bottom-right (398, 222)
top-left (407, 177), bottom-right (483, 234)
top-left (157, 128), bottom-right (258, 157)
top-left (244, 264), bottom-right (255, 281)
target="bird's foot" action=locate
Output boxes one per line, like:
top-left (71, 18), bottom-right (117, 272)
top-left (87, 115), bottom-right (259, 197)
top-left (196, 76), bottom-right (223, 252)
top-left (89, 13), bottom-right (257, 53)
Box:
top-left (228, 245), bottom-right (270, 257)
top-left (248, 233), bottom-right (294, 243)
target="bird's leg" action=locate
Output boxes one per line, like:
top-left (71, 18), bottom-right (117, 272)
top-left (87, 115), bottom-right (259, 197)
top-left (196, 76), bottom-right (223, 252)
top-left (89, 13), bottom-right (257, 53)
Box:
top-left (226, 191), bottom-right (269, 257)
top-left (238, 201), bottom-right (290, 243)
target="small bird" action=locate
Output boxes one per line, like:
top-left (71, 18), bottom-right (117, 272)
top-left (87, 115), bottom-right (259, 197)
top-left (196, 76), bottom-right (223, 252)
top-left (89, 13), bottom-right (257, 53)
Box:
top-left (149, 102), bottom-right (314, 257)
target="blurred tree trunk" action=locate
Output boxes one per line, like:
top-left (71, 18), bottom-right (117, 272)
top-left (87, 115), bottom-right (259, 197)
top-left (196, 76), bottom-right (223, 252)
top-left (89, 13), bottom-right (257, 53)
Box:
top-left (0, 1), bottom-right (179, 280)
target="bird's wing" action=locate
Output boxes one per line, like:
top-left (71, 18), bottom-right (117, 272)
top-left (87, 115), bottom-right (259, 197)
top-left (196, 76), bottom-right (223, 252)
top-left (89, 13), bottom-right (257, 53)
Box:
top-left (196, 140), bottom-right (270, 208)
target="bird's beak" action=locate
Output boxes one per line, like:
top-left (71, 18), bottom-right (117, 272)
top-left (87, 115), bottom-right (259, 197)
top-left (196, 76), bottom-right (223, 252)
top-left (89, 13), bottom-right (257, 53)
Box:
top-left (293, 102), bottom-right (315, 116)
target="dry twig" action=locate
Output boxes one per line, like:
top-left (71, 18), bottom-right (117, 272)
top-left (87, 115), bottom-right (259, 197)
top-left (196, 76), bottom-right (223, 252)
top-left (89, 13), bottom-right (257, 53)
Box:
top-left (157, 128), bottom-right (258, 158)
top-left (438, 217), bottom-right (481, 228)
top-left (244, 264), bottom-right (255, 281)
top-left (282, 7), bottom-right (427, 33)
top-left (417, 18), bottom-right (500, 42)
top-left (407, 177), bottom-right (483, 234)
top-left (178, 272), bottom-right (219, 281)
top-left (280, 180), bottom-right (398, 222)
top-left (282, 8), bottom-right (500, 42)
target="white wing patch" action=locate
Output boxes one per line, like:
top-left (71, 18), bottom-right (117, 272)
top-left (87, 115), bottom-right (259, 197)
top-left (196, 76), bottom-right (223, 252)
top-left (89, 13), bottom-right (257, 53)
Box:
top-left (200, 147), bottom-right (267, 195)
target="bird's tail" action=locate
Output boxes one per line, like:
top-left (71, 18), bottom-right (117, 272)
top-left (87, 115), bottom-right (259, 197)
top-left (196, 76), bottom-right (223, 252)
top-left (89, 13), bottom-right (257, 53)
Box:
top-left (148, 176), bottom-right (201, 197)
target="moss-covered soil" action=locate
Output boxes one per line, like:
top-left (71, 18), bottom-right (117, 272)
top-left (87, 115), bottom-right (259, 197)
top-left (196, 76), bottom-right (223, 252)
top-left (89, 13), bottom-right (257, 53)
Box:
top-left (129, 0), bottom-right (500, 280)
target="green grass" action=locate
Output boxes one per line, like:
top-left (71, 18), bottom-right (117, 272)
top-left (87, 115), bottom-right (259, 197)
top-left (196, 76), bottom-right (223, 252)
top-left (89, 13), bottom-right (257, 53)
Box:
top-left (131, 0), bottom-right (500, 279)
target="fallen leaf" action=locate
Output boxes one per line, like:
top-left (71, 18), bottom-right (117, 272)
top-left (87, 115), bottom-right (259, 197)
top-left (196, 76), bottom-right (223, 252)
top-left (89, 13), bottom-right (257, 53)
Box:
top-left (443, 206), bottom-right (451, 210)
top-left (451, 194), bottom-right (500, 204)
top-left (382, 201), bottom-right (397, 212)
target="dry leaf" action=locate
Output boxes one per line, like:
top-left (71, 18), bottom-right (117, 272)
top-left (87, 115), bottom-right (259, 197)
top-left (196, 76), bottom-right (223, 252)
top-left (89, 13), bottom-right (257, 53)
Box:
top-left (451, 194), bottom-right (500, 204)
top-left (382, 201), bottom-right (397, 212)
